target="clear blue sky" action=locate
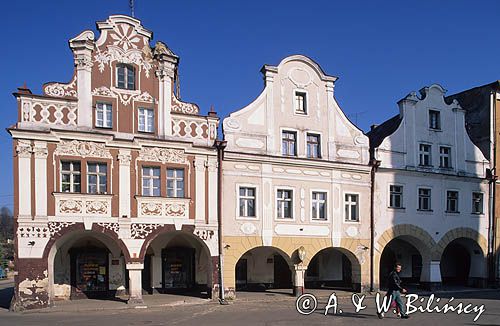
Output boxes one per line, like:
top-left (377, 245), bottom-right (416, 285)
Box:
top-left (1, 0), bottom-right (499, 211)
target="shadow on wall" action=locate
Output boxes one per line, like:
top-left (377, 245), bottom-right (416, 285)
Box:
top-left (371, 84), bottom-right (488, 291)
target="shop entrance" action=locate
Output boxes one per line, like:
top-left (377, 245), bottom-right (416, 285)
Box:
top-left (161, 247), bottom-right (195, 291)
top-left (70, 247), bottom-right (109, 299)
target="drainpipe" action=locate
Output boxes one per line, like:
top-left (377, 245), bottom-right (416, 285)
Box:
top-left (369, 158), bottom-right (381, 293)
top-left (488, 90), bottom-right (498, 286)
top-left (215, 140), bottom-right (228, 303)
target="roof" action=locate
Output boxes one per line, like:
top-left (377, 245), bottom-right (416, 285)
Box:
top-left (366, 114), bottom-right (402, 158)
top-left (445, 81), bottom-right (500, 161)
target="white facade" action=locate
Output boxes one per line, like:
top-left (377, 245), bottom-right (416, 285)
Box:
top-left (221, 55), bottom-right (372, 295)
top-left (370, 84), bottom-right (490, 289)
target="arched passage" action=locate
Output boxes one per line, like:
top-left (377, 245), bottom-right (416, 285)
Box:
top-left (47, 229), bottom-right (128, 301)
top-left (435, 228), bottom-right (488, 288)
top-left (376, 225), bottom-right (435, 290)
top-left (379, 237), bottom-right (425, 289)
top-left (440, 238), bottom-right (486, 287)
top-left (235, 246), bottom-right (293, 293)
top-left (305, 247), bottom-right (361, 292)
top-left (141, 230), bottom-right (214, 298)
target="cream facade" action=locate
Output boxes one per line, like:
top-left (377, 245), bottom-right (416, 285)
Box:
top-left (369, 84), bottom-right (490, 290)
top-left (221, 55), bottom-right (372, 297)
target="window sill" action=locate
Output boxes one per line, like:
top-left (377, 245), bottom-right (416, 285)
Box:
top-left (236, 216), bottom-right (259, 220)
top-left (275, 217), bottom-right (294, 221)
top-left (428, 128), bottom-right (442, 132)
top-left (416, 209), bottom-right (433, 214)
top-left (343, 219), bottom-right (360, 224)
top-left (311, 218), bottom-right (329, 223)
top-left (95, 126), bottom-right (113, 130)
top-left (388, 206), bottom-right (406, 210)
top-left (53, 192), bottom-right (113, 197)
top-left (445, 211), bottom-right (460, 214)
top-left (111, 86), bottom-right (139, 94)
top-left (471, 212), bottom-right (485, 216)
top-left (135, 195), bottom-right (191, 200)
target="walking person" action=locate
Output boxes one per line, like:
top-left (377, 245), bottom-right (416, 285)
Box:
top-left (377, 263), bottom-right (410, 319)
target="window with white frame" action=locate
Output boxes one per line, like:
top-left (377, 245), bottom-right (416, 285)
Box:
top-left (117, 64), bottom-right (135, 90)
top-left (440, 146), bottom-right (451, 168)
top-left (418, 188), bottom-right (431, 211)
top-left (472, 192), bottom-right (484, 214)
top-left (344, 194), bottom-right (359, 222)
top-left (389, 185), bottom-right (403, 208)
top-left (312, 191), bottom-right (327, 220)
top-left (87, 163), bottom-right (107, 194)
top-left (138, 108), bottom-right (154, 133)
top-left (142, 167), bottom-right (160, 196)
top-left (61, 161), bottom-right (81, 193)
top-left (429, 110), bottom-right (441, 130)
top-left (277, 189), bottom-right (293, 219)
top-left (446, 190), bottom-right (459, 213)
top-left (96, 102), bottom-right (112, 128)
top-left (239, 187), bottom-right (256, 218)
top-left (307, 133), bottom-right (321, 158)
top-left (282, 131), bottom-right (297, 156)
top-left (166, 168), bottom-right (184, 198)
top-left (294, 91), bottom-right (307, 114)
top-left (419, 144), bottom-right (432, 166)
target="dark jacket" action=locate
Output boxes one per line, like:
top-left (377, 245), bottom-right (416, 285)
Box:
top-left (387, 270), bottom-right (403, 292)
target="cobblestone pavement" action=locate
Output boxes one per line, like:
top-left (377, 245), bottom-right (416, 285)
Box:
top-left (1, 280), bottom-right (499, 326)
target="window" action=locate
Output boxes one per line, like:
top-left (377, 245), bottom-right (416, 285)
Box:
top-left (282, 131), bottom-right (297, 156)
top-left (138, 108), bottom-right (154, 133)
top-left (142, 167), bottom-right (160, 196)
top-left (166, 169), bottom-right (184, 198)
top-left (472, 192), bottom-right (484, 214)
top-left (419, 144), bottom-right (432, 166)
top-left (312, 192), bottom-right (327, 220)
top-left (418, 188), bottom-right (431, 211)
top-left (239, 187), bottom-right (256, 217)
top-left (446, 191), bottom-right (459, 213)
top-left (307, 133), bottom-right (321, 158)
top-left (345, 194), bottom-right (359, 222)
top-left (429, 110), bottom-right (441, 130)
top-left (87, 163), bottom-right (107, 194)
top-left (389, 185), bottom-right (403, 208)
top-left (277, 189), bottom-right (293, 219)
top-left (117, 64), bottom-right (135, 90)
top-left (61, 161), bottom-right (81, 193)
top-left (95, 103), bottom-right (112, 128)
top-left (440, 146), bottom-right (451, 168)
top-left (295, 91), bottom-right (307, 114)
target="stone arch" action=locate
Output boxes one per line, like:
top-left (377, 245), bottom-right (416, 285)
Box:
top-left (376, 224), bottom-right (436, 258)
top-left (46, 223), bottom-right (131, 302)
top-left (434, 227), bottom-right (487, 261)
top-left (43, 222), bottom-right (131, 262)
top-left (375, 224), bottom-right (436, 290)
top-left (138, 225), bottom-right (216, 297)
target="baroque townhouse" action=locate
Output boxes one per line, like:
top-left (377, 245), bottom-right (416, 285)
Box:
top-left (368, 84), bottom-right (490, 290)
top-left (221, 55), bottom-right (372, 297)
top-left (446, 82), bottom-right (500, 285)
top-left (9, 15), bottom-right (220, 310)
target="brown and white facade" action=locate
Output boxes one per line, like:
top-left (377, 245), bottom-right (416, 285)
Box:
top-left (9, 15), bottom-right (219, 310)
top-left (221, 55), bottom-right (372, 297)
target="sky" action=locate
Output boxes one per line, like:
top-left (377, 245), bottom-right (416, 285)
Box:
top-left (1, 0), bottom-right (499, 211)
